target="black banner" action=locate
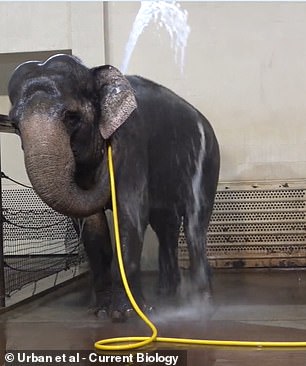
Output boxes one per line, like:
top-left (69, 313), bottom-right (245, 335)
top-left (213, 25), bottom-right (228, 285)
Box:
top-left (4, 350), bottom-right (187, 366)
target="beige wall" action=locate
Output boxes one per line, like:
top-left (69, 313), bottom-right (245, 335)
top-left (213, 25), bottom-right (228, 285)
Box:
top-left (0, 2), bottom-right (105, 64)
top-left (105, 2), bottom-right (306, 182)
top-left (0, 2), bottom-right (105, 188)
top-left (1, 2), bottom-right (306, 185)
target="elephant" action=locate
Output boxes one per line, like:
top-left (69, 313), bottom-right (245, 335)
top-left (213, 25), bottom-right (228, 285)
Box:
top-left (1, 54), bottom-right (220, 321)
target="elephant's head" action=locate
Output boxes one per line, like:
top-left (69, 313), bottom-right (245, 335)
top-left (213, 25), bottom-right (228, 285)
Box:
top-left (2, 54), bottom-right (137, 217)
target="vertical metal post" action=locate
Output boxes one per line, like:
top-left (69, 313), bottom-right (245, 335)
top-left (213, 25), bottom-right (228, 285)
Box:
top-left (0, 137), bottom-right (5, 307)
top-left (103, 2), bottom-right (110, 65)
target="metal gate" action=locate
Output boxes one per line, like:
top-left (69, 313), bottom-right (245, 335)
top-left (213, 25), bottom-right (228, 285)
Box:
top-left (178, 181), bottom-right (306, 269)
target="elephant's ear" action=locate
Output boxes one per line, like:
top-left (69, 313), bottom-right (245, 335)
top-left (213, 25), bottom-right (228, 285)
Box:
top-left (93, 65), bottom-right (137, 139)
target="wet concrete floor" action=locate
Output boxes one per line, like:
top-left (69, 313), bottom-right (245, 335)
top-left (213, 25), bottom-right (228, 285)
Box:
top-left (1, 270), bottom-right (306, 365)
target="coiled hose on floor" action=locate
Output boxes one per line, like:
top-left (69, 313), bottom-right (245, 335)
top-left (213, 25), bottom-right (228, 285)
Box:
top-left (94, 143), bottom-right (306, 351)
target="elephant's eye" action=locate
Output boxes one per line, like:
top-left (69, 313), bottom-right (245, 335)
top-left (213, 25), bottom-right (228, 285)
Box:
top-left (63, 110), bottom-right (81, 130)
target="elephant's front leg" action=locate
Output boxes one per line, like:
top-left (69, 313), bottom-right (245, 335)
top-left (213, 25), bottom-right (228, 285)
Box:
top-left (75, 211), bottom-right (113, 317)
top-left (109, 206), bottom-right (148, 322)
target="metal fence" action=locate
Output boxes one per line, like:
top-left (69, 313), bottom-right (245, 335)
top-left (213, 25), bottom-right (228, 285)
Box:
top-left (0, 177), bottom-right (87, 308)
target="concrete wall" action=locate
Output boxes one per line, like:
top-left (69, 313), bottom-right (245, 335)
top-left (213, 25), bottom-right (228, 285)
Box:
top-left (105, 2), bottom-right (306, 183)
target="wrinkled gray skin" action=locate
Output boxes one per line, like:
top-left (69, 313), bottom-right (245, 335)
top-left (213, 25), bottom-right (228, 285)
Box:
top-left (2, 54), bottom-right (220, 322)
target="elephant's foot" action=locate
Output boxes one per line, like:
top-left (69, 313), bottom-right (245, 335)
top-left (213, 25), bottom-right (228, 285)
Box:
top-left (190, 267), bottom-right (212, 294)
top-left (109, 288), bottom-right (154, 322)
top-left (88, 287), bottom-right (112, 319)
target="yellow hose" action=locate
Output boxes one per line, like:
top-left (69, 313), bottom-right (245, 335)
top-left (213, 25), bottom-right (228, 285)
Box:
top-left (94, 144), bottom-right (306, 350)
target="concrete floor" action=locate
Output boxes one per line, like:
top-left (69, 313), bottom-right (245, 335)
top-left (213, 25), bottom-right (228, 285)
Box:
top-left (1, 270), bottom-right (306, 365)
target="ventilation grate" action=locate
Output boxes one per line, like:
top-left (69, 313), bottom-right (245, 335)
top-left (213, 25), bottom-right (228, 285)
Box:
top-left (178, 181), bottom-right (306, 269)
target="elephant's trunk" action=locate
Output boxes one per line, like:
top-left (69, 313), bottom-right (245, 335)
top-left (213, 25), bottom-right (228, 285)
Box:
top-left (19, 112), bottom-right (110, 218)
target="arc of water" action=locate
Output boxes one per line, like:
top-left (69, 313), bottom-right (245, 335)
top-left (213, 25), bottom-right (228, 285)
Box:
top-left (121, 1), bottom-right (191, 75)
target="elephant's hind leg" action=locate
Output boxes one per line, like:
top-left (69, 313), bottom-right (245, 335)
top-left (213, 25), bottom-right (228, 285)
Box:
top-left (150, 209), bottom-right (181, 295)
top-left (183, 205), bottom-right (212, 293)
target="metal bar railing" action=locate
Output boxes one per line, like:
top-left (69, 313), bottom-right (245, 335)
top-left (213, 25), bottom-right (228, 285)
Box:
top-left (0, 141), bottom-right (6, 307)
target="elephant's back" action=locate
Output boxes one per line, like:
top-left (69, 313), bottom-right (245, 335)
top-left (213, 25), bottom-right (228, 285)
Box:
top-left (127, 75), bottom-right (216, 143)
top-left (126, 76), bottom-right (219, 211)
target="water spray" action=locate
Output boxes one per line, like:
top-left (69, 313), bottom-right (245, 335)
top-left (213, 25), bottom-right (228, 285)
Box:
top-left (121, 0), bottom-right (190, 74)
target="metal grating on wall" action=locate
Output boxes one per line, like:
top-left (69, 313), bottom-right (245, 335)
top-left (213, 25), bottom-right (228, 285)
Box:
top-left (2, 188), bottom-right (86, 297)
top-left (178, 181), bottom-right (306, 269)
